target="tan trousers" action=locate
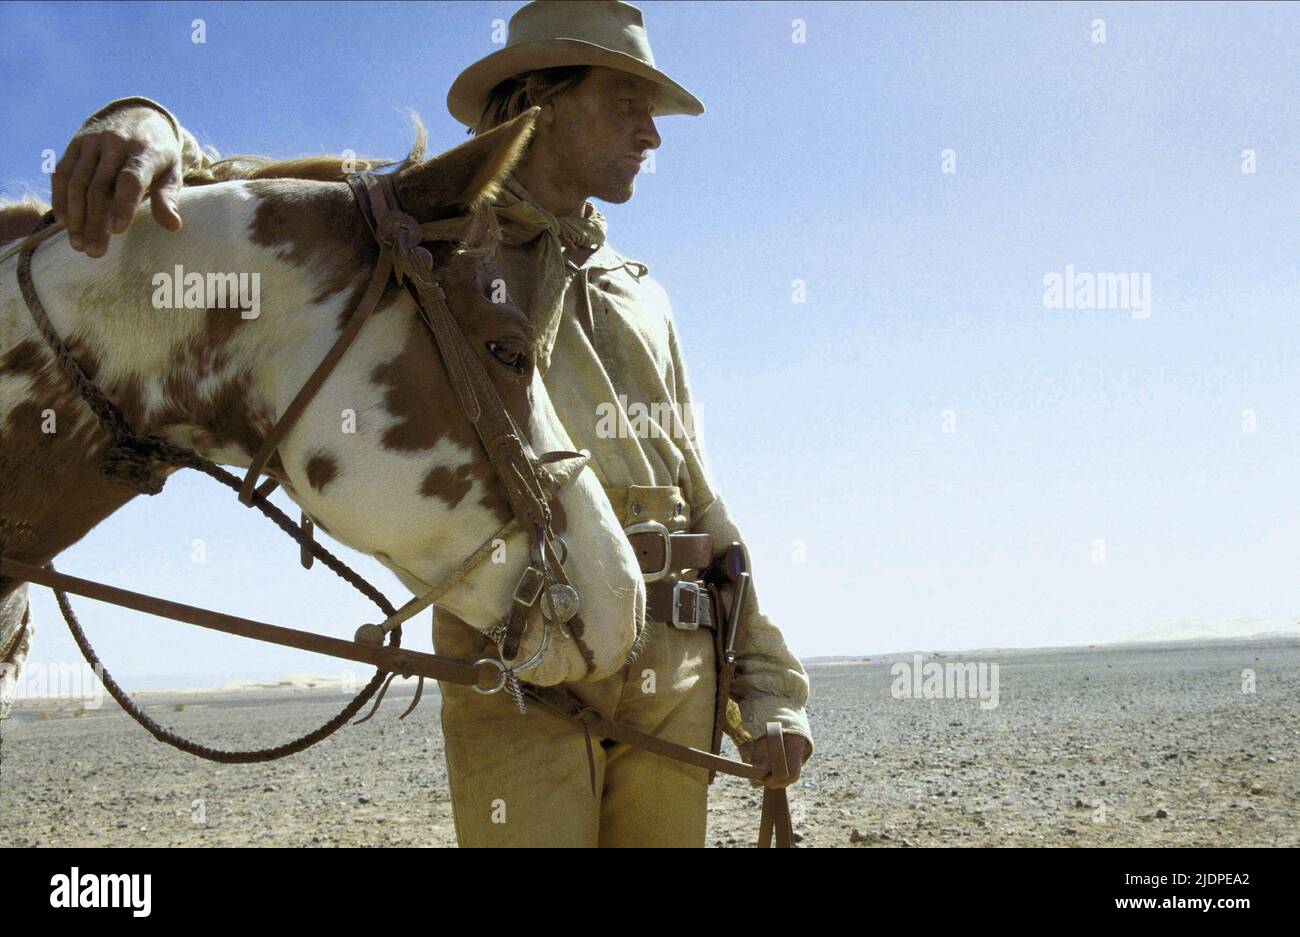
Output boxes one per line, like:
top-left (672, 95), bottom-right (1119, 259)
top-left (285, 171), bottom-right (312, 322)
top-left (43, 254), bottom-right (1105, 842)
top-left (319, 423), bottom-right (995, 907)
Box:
top-left (435, 485), bottom-right (717, 847)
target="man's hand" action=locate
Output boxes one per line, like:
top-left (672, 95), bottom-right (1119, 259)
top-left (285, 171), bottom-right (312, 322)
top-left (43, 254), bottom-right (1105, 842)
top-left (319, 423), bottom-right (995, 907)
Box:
top-left (741, 731), bottom-right (809, 789)
top-left (53, 106), bottom-right (185, 258)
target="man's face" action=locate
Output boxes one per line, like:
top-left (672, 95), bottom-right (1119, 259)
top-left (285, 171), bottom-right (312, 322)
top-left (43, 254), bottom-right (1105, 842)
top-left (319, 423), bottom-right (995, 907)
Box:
top-left (537, 66), bottom-right (662, 205)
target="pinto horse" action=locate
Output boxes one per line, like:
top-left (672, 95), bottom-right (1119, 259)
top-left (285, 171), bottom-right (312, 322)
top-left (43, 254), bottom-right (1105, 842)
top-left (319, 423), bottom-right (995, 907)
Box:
top-left (0, 108), bottom-right (646, 716)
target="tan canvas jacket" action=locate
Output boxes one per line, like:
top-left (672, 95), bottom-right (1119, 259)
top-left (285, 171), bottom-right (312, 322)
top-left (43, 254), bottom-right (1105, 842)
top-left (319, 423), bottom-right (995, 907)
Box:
top-left (82, 99), bottom-right (813, 756)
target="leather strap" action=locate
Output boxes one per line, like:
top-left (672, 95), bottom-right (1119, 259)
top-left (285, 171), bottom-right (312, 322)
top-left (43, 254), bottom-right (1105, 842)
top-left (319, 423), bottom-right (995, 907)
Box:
top-left (627, 530), bottom-right (713, 576)
top-left (238, 246), bottom-right (395, 504)
top-left (759, 788), bottom-right (793, 848)
top-left (525, 685), bottom-right (769, 782)
top-left (757, 721), bottom-right (794, 848)
top-left (0, 555), bottom-right (493, 689)
top-left (705, 543), bottom-right (749, 783)
top-left (708, 586), bottom-right (736, 778)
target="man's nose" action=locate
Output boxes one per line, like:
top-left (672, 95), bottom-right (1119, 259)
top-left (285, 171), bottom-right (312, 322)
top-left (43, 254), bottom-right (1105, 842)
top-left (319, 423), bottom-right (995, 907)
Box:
top-left (637, 113), bottom-right (661, 151)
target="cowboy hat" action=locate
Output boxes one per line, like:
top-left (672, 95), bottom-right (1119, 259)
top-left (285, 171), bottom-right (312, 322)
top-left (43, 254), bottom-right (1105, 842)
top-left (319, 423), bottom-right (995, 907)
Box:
top-left (447, 0), bottom-right (705, 129)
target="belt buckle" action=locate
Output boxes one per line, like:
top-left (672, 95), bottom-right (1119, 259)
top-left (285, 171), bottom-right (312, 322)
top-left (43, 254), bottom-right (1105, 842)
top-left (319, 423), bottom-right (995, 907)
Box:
top-left (624, 520), bottom-right (671, 582)
top-left (671, 580), bottom-right (701, 630)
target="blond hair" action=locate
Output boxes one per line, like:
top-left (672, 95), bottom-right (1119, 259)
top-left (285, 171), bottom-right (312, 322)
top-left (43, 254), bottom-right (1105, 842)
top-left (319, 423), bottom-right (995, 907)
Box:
top-left (472, 66), bottom-right (593, 136)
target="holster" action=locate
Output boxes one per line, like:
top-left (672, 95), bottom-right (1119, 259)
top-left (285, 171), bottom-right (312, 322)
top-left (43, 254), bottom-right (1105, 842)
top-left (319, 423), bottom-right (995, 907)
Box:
top-left (703, 542), bottom-right (749, 783)
top-left (706, 582), bottom-right (735, 783)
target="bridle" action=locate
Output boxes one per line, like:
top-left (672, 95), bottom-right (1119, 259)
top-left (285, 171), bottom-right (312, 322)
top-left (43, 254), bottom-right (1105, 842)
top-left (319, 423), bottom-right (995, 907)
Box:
top-left (256, 171), bottom-right (605, 705)
top-left (0, 173), bottom-right (795, 846)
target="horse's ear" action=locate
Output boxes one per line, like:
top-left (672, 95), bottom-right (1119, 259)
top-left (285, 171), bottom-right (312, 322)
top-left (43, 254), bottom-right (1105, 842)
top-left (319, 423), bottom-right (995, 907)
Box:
top-left (393, 106), bottom-right (539, 218)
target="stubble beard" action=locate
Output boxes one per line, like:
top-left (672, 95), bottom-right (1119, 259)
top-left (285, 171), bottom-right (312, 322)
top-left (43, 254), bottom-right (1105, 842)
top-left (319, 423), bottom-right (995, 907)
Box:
top-left (589, 160), bottom-right (637, 205)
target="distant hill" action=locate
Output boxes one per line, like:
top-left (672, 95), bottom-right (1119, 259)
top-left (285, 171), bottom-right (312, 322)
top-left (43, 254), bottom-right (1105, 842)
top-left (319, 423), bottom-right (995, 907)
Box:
top-left (1106, 616), bottom-right (1300, 645)
top-left (803, 618), bottom-right (1300, 662)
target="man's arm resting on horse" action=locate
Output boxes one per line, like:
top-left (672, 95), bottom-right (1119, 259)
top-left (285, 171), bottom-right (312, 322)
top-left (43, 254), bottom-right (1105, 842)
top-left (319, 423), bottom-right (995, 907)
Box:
top-left (56, 97), bottom-right (219, 256)
top-left (83, 97), bottom-right (218, 178)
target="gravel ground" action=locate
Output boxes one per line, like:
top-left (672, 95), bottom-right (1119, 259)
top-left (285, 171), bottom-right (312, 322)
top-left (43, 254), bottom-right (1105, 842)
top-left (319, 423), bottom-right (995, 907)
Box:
top-left (2, 638), bottom-right (1296, 847)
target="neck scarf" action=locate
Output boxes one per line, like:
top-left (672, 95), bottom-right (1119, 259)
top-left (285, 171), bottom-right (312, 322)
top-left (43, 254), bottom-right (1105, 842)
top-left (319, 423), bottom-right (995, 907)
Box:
top-left (493, 171), bottom-right (607, 374)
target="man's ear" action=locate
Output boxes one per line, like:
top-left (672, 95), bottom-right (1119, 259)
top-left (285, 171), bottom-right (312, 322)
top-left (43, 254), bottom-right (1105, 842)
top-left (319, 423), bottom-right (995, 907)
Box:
top-left (392, 106), bottom-right (539, 219)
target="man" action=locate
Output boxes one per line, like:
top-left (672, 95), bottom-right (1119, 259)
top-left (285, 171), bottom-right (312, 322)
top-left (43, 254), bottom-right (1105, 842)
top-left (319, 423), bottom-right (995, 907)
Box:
top-left (53, 0), bottom-right (812, 847)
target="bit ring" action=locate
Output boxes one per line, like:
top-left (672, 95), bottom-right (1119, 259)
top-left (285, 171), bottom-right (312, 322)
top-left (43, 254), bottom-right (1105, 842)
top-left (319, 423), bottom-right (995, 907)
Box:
top-left (472, 658), bottom-right (508, 695)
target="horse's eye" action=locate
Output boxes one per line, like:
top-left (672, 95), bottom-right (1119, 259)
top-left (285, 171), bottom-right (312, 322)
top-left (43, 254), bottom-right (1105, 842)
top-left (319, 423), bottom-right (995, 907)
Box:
top-left (486, 341), bottom-right (529, 374)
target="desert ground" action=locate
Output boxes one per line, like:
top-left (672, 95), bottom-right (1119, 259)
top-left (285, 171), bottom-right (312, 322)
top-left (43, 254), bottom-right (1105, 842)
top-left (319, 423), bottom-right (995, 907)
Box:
top-left (1, 637), bottom-right (1296, 847)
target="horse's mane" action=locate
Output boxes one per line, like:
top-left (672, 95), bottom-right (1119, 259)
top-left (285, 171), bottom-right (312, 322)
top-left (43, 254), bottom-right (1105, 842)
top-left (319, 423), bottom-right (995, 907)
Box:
top-left (0, 196), bottom-right (51, 247)
top-left (0, 113), bottom-right (500, 259)
top-left (180, 114), bottom-right (429, 186)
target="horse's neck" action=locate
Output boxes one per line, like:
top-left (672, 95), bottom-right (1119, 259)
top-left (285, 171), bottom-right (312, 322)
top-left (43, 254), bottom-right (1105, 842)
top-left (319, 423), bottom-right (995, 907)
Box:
top-left (0, 182), bottom-right (357, 571)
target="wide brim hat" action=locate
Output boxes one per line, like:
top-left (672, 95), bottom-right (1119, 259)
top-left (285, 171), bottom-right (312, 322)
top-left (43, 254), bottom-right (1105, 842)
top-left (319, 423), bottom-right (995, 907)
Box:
top-left (447, 0), bottom-right (705, 129)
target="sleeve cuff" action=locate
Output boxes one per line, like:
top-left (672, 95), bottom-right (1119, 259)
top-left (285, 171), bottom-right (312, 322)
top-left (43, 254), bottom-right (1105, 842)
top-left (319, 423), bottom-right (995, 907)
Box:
top-left (736, 694), bottom-right (814, 763)
top-left (82, 96), bottom-right (182, 146)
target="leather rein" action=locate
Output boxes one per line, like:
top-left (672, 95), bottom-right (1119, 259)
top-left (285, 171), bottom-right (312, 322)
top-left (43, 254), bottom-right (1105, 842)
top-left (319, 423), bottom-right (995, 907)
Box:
top-left (0, 174), bottom-right (794, 846)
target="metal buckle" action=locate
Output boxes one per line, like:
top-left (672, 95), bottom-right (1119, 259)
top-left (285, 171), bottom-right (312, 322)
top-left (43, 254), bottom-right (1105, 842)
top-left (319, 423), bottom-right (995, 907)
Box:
top-left (671, 580), bottom-right (701, 630)
top-left (512, 564), bottom-right (546, 607)
top-left (624, 520), bottom-right (671, 582)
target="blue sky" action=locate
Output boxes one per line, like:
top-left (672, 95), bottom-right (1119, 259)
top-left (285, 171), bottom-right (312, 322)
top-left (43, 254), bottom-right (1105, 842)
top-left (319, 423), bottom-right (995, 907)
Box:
top-left (2, 1), bottom-right (1299, 686)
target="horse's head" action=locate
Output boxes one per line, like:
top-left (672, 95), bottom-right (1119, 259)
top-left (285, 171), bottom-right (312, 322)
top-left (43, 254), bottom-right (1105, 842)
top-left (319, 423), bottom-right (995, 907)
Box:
top-left (239, 108), bottom-right (648, 684)
top-left (0, 108), bottom-right (646, 685)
